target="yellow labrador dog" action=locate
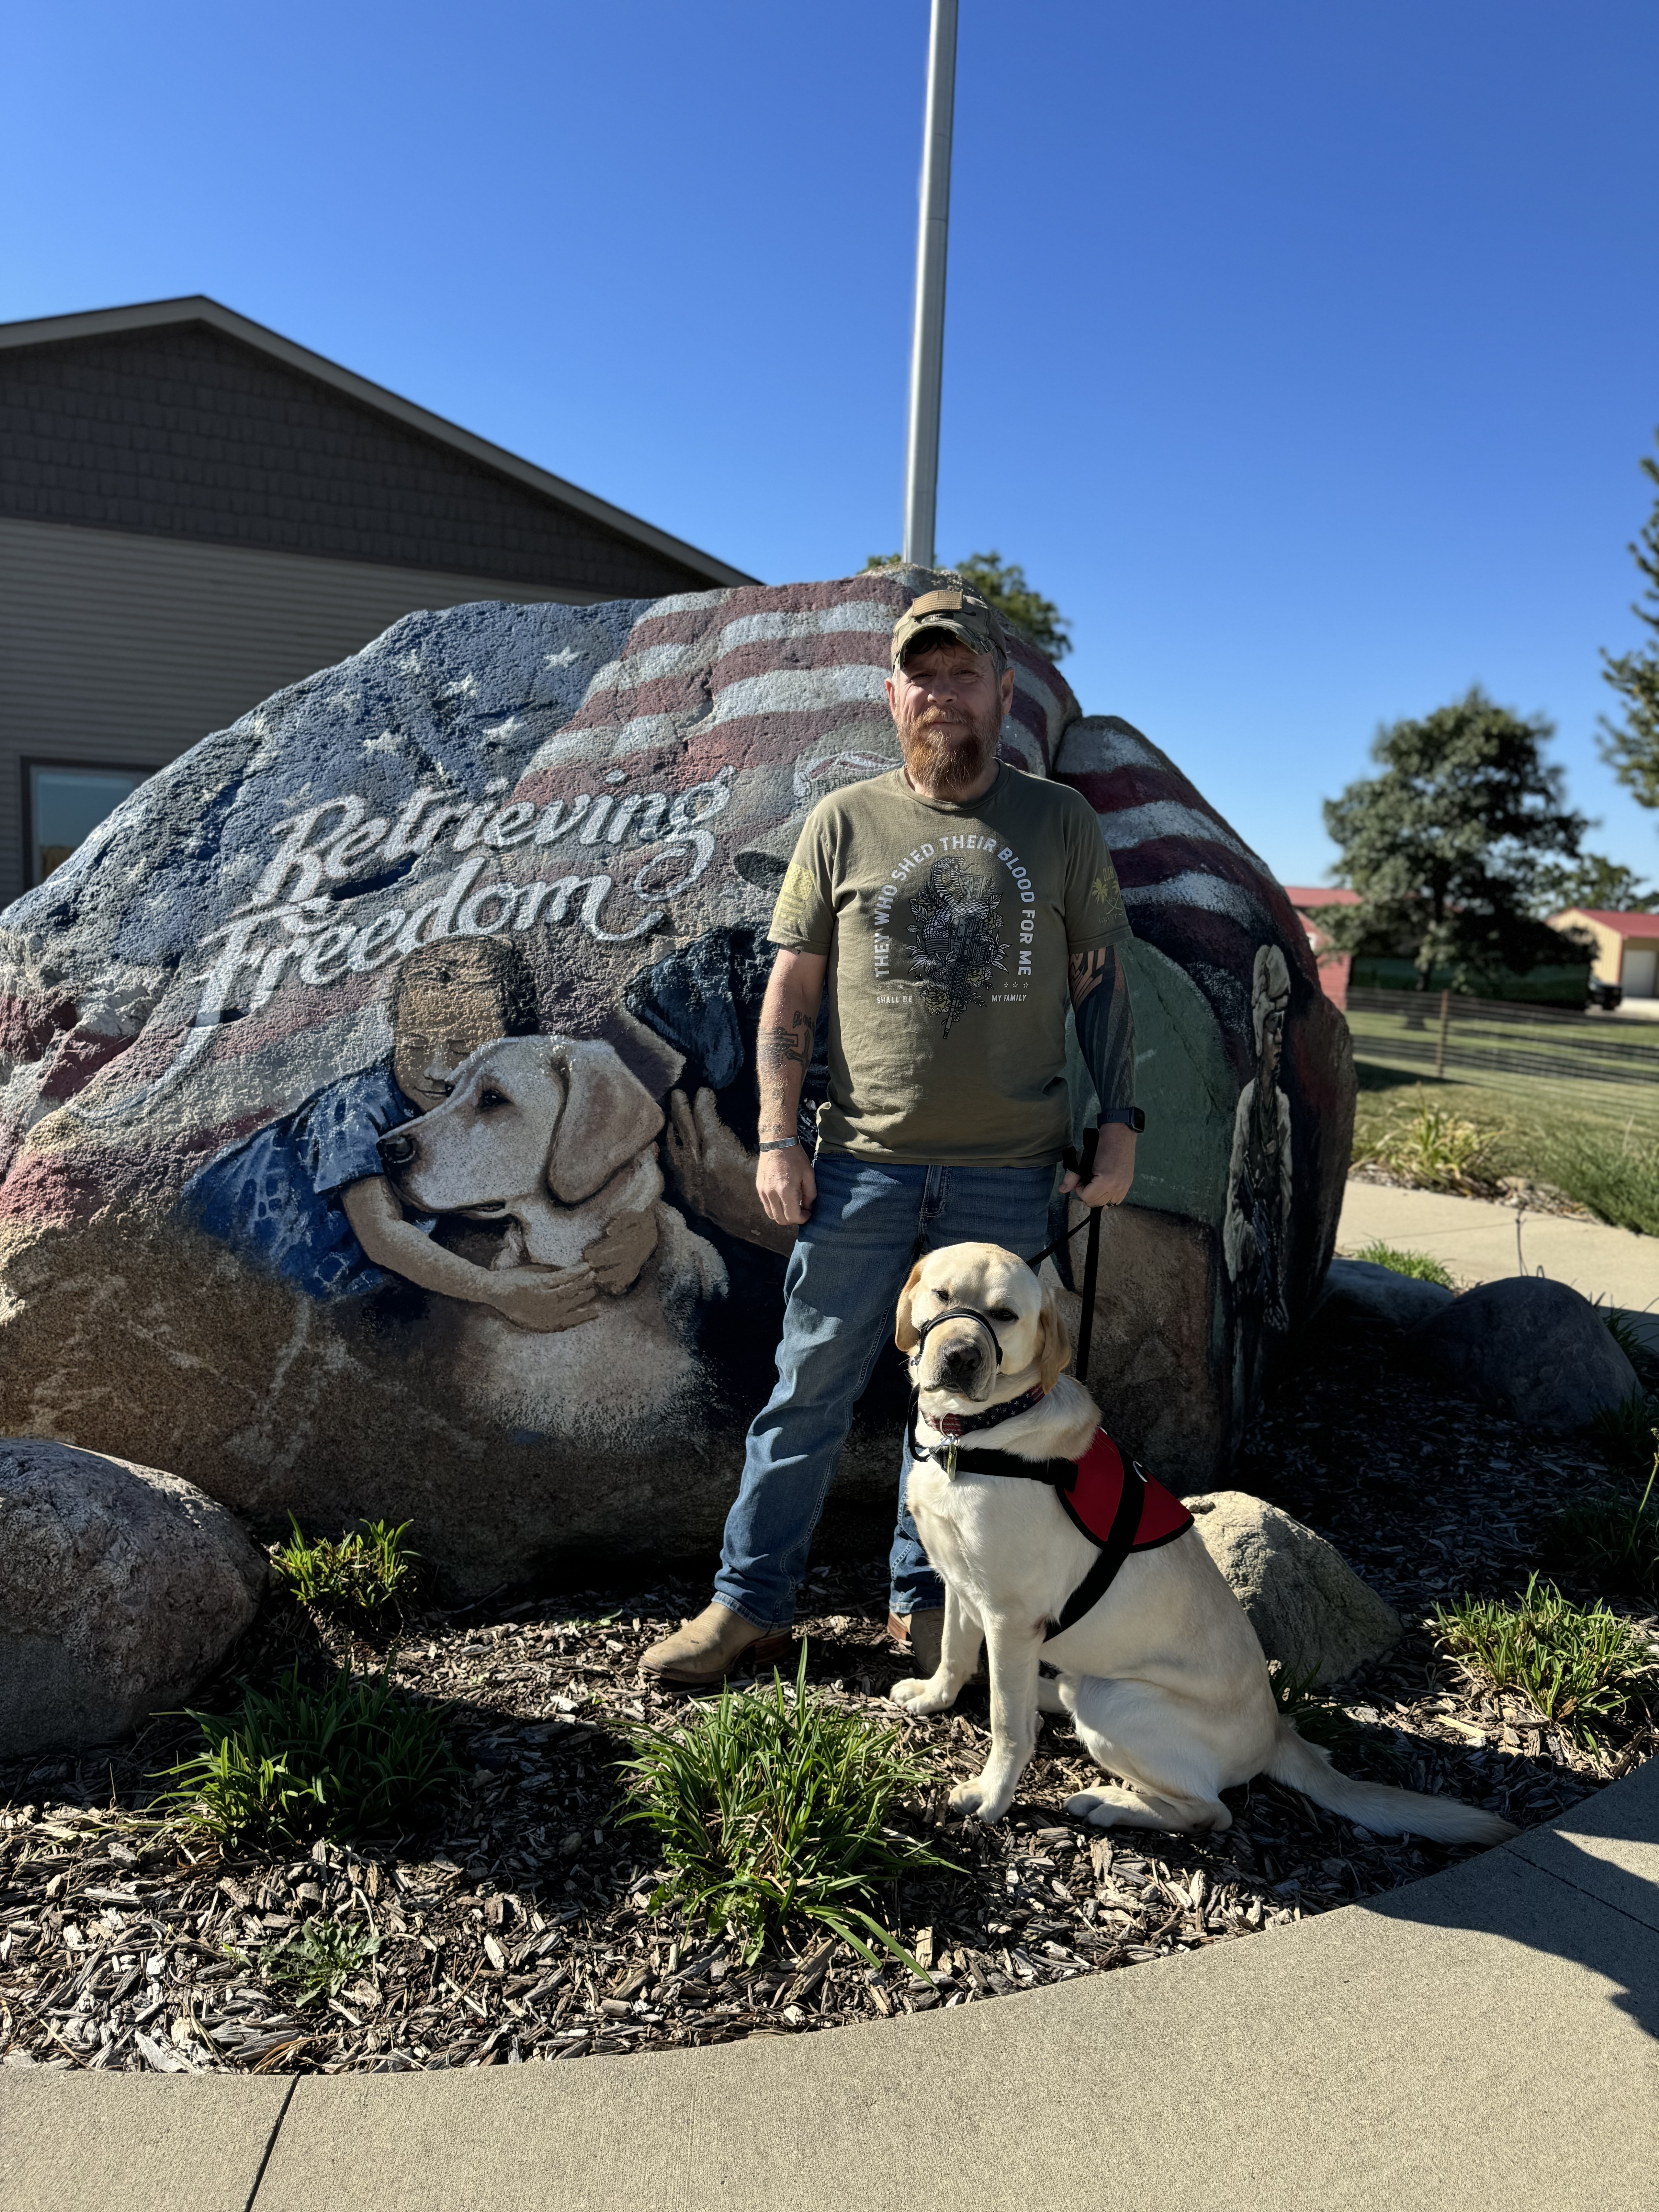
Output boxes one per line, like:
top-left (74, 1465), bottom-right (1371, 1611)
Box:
top-left (893, 1241), bottom-right (1514, 1846)
top-left (384, 1034), bottom-right (725, 1434)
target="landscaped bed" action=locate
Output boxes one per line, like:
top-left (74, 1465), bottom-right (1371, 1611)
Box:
top-left (2, 1306), bottom-right (1654, 2076)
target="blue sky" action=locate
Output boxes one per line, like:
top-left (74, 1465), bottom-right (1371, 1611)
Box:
top-left (6, 0), bottom-right (1658, 890)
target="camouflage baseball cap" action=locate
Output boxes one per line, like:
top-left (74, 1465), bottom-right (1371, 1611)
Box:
top-left (890, 585), bottom-right (1007, 670)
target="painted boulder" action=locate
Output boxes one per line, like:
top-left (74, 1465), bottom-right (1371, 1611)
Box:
top-left (0, 569), bottom-right (1353, 1597)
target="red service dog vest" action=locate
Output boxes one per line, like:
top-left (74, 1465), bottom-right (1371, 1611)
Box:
top-left (1061, 1429), bottom-right (1193, 1551)
top-left (907, 1400), bottom-right (1194, 1639)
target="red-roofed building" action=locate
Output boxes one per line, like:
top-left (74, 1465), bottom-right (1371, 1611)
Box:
top-left (1549, 908), bottom-right (1659, 1002)
top-left (1284, 886), bottom-right (1361, 1008)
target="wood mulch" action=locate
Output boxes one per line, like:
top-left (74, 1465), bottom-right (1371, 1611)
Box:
top-left (3, 1303), bottom-right (1653, 2076)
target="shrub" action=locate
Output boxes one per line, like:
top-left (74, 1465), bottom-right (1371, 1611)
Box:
top-left (620, 1647), bottom-right (955, 1970)
top-left (156, 1666), bottom-right (458, 1845)
top-left (1352, 1241), bottom-right (1455, 1287)
top-left (268, 1918), bottom-right (381, 2006)
top-left (270, 1517), bottom-right (422, 1618)
top-left (1432, 1576), bottom-right (1656, 1741)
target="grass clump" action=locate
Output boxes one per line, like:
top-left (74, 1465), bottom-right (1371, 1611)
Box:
top-left (620, 1647), bottom-right (955, 1970)
top-left (1544, 1435), bottom-right (1659, 1599)
top-left (1361, 1103), bottom-right (1495, 1194)
top-left (1589, 1393), bottom-right (1659, 1472)
top-left (1532, 1121), bottom-right (1659, 1241)
top-left (1352, 1241), bottom-right (1454, 1287)
top-left (156, 1666), bottom-right (458, 1846)
top-left (268, 1918), bottom-right (381, 2007)
top-left (1267, 1659), bottom-right (1358, 1750)
top-left (1433, 1575), bottom-right (1657, 1742)
top-left (271, 1517), bottom-right (422, 1618)
top-left (1350, 1078), bottom-right (1659, 1236)
top-left (1603, 1311), bottom-right (1659, 1393)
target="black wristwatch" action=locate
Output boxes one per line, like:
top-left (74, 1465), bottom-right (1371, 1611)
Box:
top-left (1100, 1107), bottom-right (1146, 1133)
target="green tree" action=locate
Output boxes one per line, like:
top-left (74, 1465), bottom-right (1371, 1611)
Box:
top-left (1321, 687), bottom-right (1590, 987)
top-left (1600, 434), bottom-right (1659, 811)
top-left (862, 550), bottom-right (1072, 661)
top-left (1532, 852), bottom-right (1659, 916)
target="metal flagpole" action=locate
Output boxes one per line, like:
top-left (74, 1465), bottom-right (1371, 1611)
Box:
top-left (902, 0), bottom-right (958, 570)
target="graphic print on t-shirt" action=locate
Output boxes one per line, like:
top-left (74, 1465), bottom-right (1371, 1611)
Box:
top-left (772, 769), bottom-right (1130, 1163)
top-left (905, 855), bottom-right (1009, 1034)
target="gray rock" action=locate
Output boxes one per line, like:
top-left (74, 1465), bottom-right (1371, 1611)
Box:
top-left (1405, 1276), bottom-right (1640, 1431)
top-left (0, 575), bottom-right (1351, 1596)
top-left (1187, 1489), bottom-right (1402, 1685)
top-left (0, 1439), bottom-right (265, 1759)
top-left (1321, 1255), bottom-right (1455, 1331)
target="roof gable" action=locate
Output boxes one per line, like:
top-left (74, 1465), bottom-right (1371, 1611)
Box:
top-left (0, 296), bottom-right (753, 597)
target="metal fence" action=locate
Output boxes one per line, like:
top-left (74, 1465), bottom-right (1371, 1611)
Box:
top-left (1344, 988), bottom-right (1659, 1123)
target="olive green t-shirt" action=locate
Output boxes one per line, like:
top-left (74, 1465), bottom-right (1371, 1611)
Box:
top-left (768, 766), bottom-right (1132, 1165)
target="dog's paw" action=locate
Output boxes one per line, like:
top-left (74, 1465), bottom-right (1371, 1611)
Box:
top-left (948, 1777), bottom-right (1014, 1825)
top-left (1064, 1789), bottom-right (1121, 1827)
top-left (890, 1675), bottom-right (953, 1714)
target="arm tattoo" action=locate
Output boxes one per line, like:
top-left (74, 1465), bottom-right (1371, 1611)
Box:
top-left (757, 1012), bottom-right (812, 1073)
top-left (757, 1009), bottom-right (812, 1144)
top-left (1068, 946), bottom-right (1109, 1010)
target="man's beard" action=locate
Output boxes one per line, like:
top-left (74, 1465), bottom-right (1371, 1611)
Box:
top-left (898, 699), bottom-right (1003, 795)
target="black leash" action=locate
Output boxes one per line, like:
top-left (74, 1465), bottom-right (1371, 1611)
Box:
top-left (1025, 1125), bottom-right (1104, 1385)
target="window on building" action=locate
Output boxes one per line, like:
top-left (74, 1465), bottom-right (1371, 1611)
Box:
top-left (26, 763), bottom-right (154, 887)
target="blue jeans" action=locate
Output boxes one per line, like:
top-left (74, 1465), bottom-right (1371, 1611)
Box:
top-left (713, 1153), bottom-right (1058, 1631)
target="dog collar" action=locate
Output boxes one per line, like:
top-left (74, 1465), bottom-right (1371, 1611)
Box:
top-left (926, 1382), bottom-right (1048, 1439)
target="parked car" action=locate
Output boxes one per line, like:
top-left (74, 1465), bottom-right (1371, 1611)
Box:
top-left (1586, 977), bottom-right (1624, 1012)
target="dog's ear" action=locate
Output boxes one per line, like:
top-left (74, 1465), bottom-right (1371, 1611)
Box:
top-left (894, 1260), bottom-right (927, 1355)
top-left (544, 1039), bottom-right (665, 1204)
top-left (1036, 1285), bottom-right (1072, 1393)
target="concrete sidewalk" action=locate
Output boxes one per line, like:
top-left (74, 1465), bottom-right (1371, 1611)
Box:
top-left (1339, 1180), bottom-right (1659, 1337)
top-left (5, 1760), bottom-right (1657, 2212)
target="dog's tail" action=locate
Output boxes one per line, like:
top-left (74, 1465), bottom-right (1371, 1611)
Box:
top-left (1267, 1719), bottom-right (1516, 1846)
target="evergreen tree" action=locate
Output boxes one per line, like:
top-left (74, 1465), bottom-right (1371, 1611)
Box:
top-left (1600, 434), bottom-right (1659, 811)
top-left (1532, 853), bottom-right (1659, 916)
top-left (1322, 688), bottom-right (1589, 986)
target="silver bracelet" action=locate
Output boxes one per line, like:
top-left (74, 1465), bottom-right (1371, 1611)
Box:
top-left (756, 1137), bottom-right (799, 1152)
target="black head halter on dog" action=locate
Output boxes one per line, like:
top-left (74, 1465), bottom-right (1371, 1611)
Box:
top-left (910, 1304), bottom-right (1004, 1373)
top-left (908, 1127), bottom-right (1108, 1412)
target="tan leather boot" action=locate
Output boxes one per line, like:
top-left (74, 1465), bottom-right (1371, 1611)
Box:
top-left (888, 1606), bottom-right (945, 1677)
top-left (640, 1601), bottom-right (792, 1687)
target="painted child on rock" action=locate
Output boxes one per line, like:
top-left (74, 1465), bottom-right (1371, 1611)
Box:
top-left (182, 936), bottom-right (652, 1331)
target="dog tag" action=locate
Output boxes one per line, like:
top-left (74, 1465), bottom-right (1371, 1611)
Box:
top-left (945, 1438), bottom-right (959, 1477)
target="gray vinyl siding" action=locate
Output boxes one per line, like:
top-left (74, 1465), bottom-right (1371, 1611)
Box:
top-left (1, 322), bottom-right (720, 598)
top-left (0, 515), bottom-right (604, 910)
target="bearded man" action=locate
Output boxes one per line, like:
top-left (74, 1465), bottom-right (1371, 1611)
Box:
top-left (643, 583), bottom-right (1142, 1686)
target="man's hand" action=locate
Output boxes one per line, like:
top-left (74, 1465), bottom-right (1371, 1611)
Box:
top-left (485, 1264), bottom-right (601, 1332)
top-left (582, 1206), bottom-right (658, 1295)
top-left (757, 1140), bottom-right (817, 1229)
top-left (1060, 1123), bottom-right (1137, 1208)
